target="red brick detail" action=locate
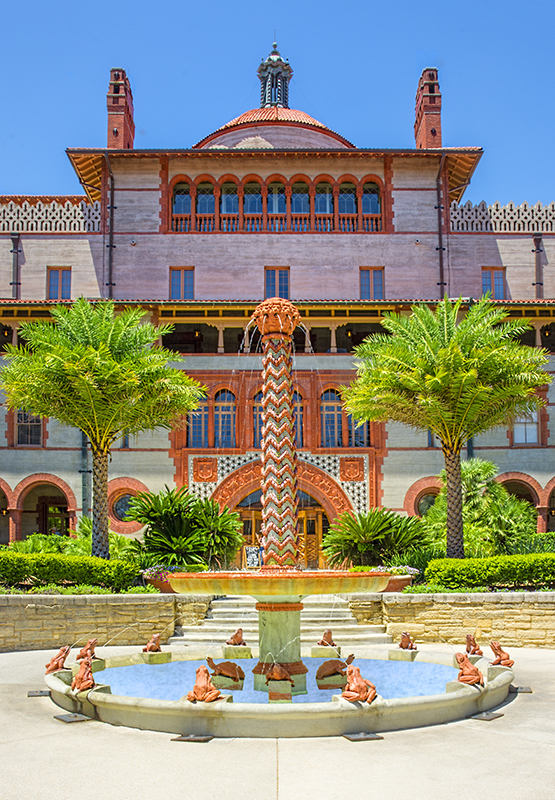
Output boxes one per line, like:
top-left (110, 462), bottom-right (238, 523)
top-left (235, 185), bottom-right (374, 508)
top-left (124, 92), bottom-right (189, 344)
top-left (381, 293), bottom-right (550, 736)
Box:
top-left (403, 476), bottom-right (442, 516)
top-left (106, 69), bottom-right (135, 150)
top-left (193, 457), bottom-right (217, 482)
top-left (0, 478), bottom-right (15, 508)
top-left (268, 692), bottom-right (292, 701)
top-left (5, 410), bottom-right (48, 449)
top-left (414, 68), bottom-right (442, 149)
top-left (211, 459), bottom-right (353, 522)
top-left (9, 509), bottom-right (22, 543)
top-left (495, 472), bottom-right (542, 506)
top-left (255, 603), bottom-right (304, 612)
top-left (107, 477), bottom-right (149, 534)
top-left (383, 156), bottom-right (394, 232)
top-left (158, 156), bottom-right (169, 233)
top-left (340, 457), bottom-right (364, 482)
top-left (540, 475), bottom-right (555, 508)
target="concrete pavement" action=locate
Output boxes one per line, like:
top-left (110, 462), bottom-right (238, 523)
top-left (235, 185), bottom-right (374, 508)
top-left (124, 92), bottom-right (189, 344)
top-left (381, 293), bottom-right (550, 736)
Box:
top-left (1, 644), bottom-right (554, 800)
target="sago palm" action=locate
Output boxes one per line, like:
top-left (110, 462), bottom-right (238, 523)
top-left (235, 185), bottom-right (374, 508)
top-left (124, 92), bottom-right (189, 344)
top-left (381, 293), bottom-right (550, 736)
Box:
top-left (342, 297), bottom-right (549, 558)
top-left (0, 299), bottom-right (205, 559)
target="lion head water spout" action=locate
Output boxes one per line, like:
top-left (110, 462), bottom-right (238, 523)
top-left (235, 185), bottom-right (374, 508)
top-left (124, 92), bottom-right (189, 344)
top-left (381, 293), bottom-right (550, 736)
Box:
top-left (252, 297), bottom-right (301, 567)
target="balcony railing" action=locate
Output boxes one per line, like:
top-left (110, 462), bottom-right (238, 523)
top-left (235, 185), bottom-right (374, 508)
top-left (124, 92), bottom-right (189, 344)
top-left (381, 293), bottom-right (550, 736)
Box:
top-left (170, 211), bottom-right (384, 233)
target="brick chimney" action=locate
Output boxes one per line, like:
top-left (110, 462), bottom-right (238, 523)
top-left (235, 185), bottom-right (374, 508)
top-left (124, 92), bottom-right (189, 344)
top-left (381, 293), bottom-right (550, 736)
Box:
top-left (107, 69), bottom-right (135, 149)
top-left (414, 68), bottom-right (442, 149)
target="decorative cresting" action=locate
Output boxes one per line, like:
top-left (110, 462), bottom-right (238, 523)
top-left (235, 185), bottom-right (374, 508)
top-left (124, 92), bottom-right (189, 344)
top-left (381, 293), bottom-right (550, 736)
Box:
top-left (257, 43), bottom-right (293, 108)
top-left (0, 198), bottom-right (101, 233)
top-left (252, 298), bottom-right (301, 566)
top-left (450, 199), bottom-right (555, 233)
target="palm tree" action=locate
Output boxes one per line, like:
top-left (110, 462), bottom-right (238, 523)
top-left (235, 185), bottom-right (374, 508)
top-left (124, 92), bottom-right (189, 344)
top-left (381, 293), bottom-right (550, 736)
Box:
top-left (1, 299), bottom-right (205, 559)
top-left (342, 297), bottom-right (549, 558)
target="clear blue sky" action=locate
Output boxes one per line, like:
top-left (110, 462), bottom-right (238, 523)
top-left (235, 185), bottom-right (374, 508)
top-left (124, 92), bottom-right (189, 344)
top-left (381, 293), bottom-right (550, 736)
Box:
top-left (1, 0), bottom-right (553, 206)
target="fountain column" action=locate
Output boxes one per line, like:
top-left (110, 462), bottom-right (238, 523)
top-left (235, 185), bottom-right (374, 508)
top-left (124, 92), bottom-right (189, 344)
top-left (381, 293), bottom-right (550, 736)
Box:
top-left (252, 297), bottom-right (301, 566)
top-left (251, 298), bottom-right (307, 693)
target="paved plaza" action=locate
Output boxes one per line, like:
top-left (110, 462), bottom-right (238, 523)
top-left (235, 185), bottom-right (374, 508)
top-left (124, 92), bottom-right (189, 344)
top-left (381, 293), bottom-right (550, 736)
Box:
top-left (1, 643), bottom-right (554, 800)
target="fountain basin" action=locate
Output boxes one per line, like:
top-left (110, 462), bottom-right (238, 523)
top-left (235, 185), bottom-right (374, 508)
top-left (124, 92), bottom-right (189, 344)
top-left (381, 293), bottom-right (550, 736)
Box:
top-left (168, 570), bottom-right (390, 599)
top-left (44, 651), bottom-right (514, 738)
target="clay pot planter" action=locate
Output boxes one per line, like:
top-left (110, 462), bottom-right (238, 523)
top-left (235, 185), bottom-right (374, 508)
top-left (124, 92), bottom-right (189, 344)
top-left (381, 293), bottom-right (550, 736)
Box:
top-left (383, 575), bottom-right (412, 592)
top-left (144, 578), bottom-right (176, 594)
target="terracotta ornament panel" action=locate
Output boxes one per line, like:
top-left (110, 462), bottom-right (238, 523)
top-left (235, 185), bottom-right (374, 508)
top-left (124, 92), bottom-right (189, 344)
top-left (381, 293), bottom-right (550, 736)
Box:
top-left (340, 457), bottom-right (365, 482)
top-left (193, 457), bottom-right (218, 483)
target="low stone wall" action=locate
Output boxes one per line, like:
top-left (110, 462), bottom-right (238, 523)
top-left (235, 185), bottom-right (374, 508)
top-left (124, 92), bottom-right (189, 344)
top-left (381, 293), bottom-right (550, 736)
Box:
top-left (0, 594), bottom-right (211, 652)
top-left (348, 593), bottom-right (555, 648)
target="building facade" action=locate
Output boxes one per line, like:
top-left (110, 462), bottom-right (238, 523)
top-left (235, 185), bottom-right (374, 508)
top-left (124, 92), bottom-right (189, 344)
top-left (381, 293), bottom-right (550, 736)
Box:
top-left (1, 48), bottom-right (555, 560)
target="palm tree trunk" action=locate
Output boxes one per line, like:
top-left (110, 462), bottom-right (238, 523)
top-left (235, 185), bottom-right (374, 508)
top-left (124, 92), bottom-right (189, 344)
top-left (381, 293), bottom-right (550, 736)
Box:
top-left (91, 450), bottom-right (110, 559)
top-left (443, 447), bottom-right (465, 558)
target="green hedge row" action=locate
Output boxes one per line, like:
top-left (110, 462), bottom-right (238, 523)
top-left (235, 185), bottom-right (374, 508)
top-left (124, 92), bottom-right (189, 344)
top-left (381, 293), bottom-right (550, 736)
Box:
top-left (425, 553), bottom-right (555, 589)
top-left (0, 552), bottom-right (141, 591)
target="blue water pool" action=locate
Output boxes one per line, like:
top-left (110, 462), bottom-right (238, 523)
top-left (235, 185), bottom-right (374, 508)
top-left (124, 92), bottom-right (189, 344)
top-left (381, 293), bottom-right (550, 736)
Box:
top-left (97, 658), bottom-right (457, 704)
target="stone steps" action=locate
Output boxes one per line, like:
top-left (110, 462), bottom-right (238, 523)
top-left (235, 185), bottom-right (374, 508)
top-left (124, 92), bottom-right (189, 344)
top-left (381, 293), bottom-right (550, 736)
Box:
top-left (168, 595), bottom-right (392, 647)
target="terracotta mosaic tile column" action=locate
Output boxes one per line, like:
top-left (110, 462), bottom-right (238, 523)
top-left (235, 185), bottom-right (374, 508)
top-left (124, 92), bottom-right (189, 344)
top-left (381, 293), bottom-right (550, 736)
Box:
top-left (252, 297), bottom-right (301, 566)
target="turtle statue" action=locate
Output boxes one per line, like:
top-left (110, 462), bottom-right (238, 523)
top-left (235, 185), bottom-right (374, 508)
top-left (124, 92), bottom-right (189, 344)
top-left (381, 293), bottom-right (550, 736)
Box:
top-left (206, 657), bottom-right (245, 682)
top-left (315, 654), bottom-right (355, 680)
top-left (226, 628), bottom-right (247, 646)
top-left (264, 663), bottom-right (295, 686)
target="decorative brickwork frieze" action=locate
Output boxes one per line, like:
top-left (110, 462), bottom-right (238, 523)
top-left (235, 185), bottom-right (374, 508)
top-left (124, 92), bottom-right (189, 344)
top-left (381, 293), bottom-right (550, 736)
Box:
top-left (0, 198), bottom-right (101, 233)
top-left (451, 200), bottom-right (555, 233)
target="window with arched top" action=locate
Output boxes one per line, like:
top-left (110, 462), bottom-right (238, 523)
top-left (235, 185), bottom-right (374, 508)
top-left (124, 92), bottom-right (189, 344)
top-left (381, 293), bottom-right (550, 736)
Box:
top-left (220, 182), bottom-right (239, 214)
top-left (267, 181), bottom-right (286, 232)
top-left (214, 390), bottom-right (236, 448)
top-left (196, 183), bottom-right (215, 214)
top-left (172, 183), bottom-right (191, 214)
top-left (339, 182), bottom-right (357, 214)
top-left (321, 389), bottom-right (343, 448)
top-left (291, 182), bottom-right (310, 231)
top-left (253, 391), bottom-right (264, 448)
top-left (362, 183), bottom-right (381, 214)
top-left (244, 182), bottom-right (263, 232)
top-left (314, 183), bottom-right (333, 214)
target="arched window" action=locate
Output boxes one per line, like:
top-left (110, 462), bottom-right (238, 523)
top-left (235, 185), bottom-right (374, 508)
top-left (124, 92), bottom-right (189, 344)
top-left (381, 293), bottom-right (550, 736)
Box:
top-left (220, 182), bottom-right (239, 231)
top-left (321, 389), bottom-right (343, 448)
top-left (338, 182), bottom-right (357, 214)
top-left (172, 183), bottom-right (191, 214)
top-left (293, 391), bottom-right (304, 448)
top-left (362, 183), bottom-right (381, 214)
top-left (267, 182), bottom-right (286, 232)
top-left (196, 183), bottom-right (215, 231)
top-left (214, 390), bottom-right (236, 448)
top-left (196, 183), bottom-right (215, 214)
top-left (244, 182), bottom-right (263, 232)
top-left (314, 182), bottom-right (333, 214)
top-left (188, 403), bottom-right (209, 448)
top-left (347, 414), bottom-right (370, 447)
top-left (291, 182), bottom-right (310, 231)
top-left (253, 391), bottom-right (264, 448)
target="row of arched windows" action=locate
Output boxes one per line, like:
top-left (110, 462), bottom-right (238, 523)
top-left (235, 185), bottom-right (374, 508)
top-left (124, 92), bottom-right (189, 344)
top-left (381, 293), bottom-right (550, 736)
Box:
top-left (171, 177), bottom-right (382, 233)
top-left (187, 388), bottom-right (371, 449)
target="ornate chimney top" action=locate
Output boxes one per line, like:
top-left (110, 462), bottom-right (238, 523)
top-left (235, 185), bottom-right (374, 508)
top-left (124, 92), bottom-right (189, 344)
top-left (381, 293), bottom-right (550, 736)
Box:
top-left (257, 43), bottom-right (293, 109)
top-left (414, 67), bottom-right (442, 149)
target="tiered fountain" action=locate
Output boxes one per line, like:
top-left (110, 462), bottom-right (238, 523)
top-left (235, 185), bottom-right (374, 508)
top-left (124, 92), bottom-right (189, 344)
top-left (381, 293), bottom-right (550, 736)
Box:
top-left (168, 297), bottom-right (390, 695)
top-left (44, 298), bottom-right (514, 737)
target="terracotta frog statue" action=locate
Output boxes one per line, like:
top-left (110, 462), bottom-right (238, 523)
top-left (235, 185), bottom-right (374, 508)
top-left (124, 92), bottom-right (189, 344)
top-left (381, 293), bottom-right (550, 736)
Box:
top-left (317, 629), bottom-right (336, 647)
top-left (45, 645), bottom-right (71, 675)
top-left (455, 652), bottom-right (484, 686)
top-left (341, 665), bottom-right (377, 704)
top-left (399, 632), bottom-right (417, 650)
top-left (264, 663), bottom-right (295, 686)
top-left (76, 638), bottom-right (98, 660)
top-left (490, 641), bottom-right (514, 668)
top-left (187, 666), bottom-right (222, 703)
top-left (466, 634), bottom-right (483, 656)
top-left (71, 656), bottom-right (95, 693)
top-left (315, 654), bottom-right (355, 680)
top-left (143, 634), bottom-right (162, 653)
top-left (226, 628), bottom-right (247, 646)
top-left (206, 657), bottom-right (245, 682)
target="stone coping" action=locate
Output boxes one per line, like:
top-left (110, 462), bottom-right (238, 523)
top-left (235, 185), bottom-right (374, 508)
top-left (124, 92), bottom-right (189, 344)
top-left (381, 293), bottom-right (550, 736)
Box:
top-left (44, 648), bottom-right (514, 738)
top-left (0, 594), bottom-right (212, 606)
top-left (344, 592), bottom-right (555, 603)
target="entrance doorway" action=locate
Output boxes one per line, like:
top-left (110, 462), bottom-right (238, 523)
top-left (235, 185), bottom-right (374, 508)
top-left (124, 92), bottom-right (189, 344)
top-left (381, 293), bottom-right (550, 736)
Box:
top-left (235, 489), bottom-right (330, 568)
top-left (37, 496), bottom-right (70, 536)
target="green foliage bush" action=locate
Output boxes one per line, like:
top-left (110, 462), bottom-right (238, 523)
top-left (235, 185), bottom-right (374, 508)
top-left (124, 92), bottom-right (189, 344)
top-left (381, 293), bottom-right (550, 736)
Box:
top-left (0, 552), bottom-right (141, 590)
top-left (322, 508), bottom-right (427, 567)
top-left (425, 553), bottom-right (555, 590)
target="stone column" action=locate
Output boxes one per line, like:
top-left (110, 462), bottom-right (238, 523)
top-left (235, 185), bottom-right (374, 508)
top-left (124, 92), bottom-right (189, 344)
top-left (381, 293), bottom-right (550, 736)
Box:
top-left (329, 324), bottom-right (338, 353)
top-left (216, 325), bottom-right (225, 354)
top-left (8, 509), bottom-right (21, 543)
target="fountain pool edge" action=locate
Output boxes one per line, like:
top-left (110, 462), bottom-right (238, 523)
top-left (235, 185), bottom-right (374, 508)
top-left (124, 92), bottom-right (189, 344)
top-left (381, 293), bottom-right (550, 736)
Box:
top-left (44, 653), bottom-right (513, 738)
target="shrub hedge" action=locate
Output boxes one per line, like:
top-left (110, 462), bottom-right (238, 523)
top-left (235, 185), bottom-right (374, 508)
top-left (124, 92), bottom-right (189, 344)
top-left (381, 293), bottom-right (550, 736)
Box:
top-left (0, 552), bottom-right (141, 591)
top-left (425, 553), bottom-right (555, 589)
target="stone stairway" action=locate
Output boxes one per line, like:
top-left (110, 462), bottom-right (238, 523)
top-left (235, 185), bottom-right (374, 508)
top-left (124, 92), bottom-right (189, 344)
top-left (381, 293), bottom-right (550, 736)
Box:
top-left (168, 594), bottom-right (391, 648)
